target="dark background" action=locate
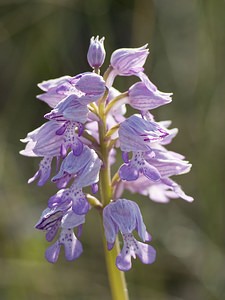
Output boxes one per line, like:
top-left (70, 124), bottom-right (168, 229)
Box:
top-left (0, 0), bottom-right (225, 299)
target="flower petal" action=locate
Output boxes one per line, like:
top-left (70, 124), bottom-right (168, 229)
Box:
top-left (136, 241), bottom-right (156, 265)
top-left (72, 195), bottom-right (90, 215)
top-left (59, 229), bottom-right (83, 261)
top-left (45, 241), bottom-right (61, 263)
top-left (142, 162), bottom-right (161, 181)
top-left (119, 164), bottom-right (139, 181)
top-left (116, 250), bottom-right (132, 271)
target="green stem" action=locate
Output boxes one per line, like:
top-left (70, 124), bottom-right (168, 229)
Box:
top-left (103, 235), bottom-right (129, 300)
top-left (103, 65), bottom-right (113, 81)
top-left (105, 92), bottom-right (128, 115)
top-left (98, 120), bottom-right (112, 206)
top-left (97, 100), bottom-right (129, 300)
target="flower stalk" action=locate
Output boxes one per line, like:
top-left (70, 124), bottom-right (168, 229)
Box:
top-left (98, 93), bottom-right (129, 299)
top-left (103, 235), bottom-right (129, 300)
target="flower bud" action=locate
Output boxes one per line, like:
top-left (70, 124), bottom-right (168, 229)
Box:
top-left (87, 36), bottom-right (106, 69)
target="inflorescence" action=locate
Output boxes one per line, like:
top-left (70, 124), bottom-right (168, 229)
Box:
top-left (20, 36), bottom-right (193, 271)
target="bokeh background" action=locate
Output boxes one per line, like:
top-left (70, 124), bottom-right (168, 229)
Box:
top-left (0, 0), bottom-right (225, 299)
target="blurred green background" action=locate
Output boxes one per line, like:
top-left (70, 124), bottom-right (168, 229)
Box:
top-left (0, 0), bottom-right (225, 299)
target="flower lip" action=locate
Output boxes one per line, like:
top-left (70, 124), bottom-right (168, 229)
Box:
top-left (103, 199), bottom-right (156, 271)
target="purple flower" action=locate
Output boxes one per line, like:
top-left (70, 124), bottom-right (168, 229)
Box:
top-left (20, 36), bottom-right (194, 270)
top-left (35, 206), bottom-right (64, 241)
top-left (20, 121), bottom-right (63, 185)
top-left (110, 45), bottom-right (149, 76)
top-left (119, 115), bottom-right (168, 152)
top-left (144, 148), bottom-right (192, 177)
top-left (116, 179), bottom-right (179, 203)
top-left (52, 146), bottom-right (102, 189)
top-left (45, 228), bottom-right (83, 263)
top-left (117, 148), bottom-right (193, 202)
top-left (160, 177), bottom-right (194, 202)
top-left (119, 151), bottom-right (161, 182)
top-left (121, 172), bottom-right (193, 203)
top-left (118, 178), bottom-right (191, 203)
top-left (20, 121), bottom-right (62, 157)
top-left (22, 119), bottom-right (83, 155)
top-left (48, 186), bottom-right (90, 215)
top-left (103, 199), bottom-right (156, 271)
top-left (37, 76), bottom-right (72, 108)
top-left (45, 95), bottom-right (89, 123)
top-left (128, 81), bottom-right (172, 112)
top-left (27, 156), bottom-right (54, 186)
top-left (72, 73), bottom-right (106, 104)
top-left (158, 121), bottom-right (178, 145)
top-left (37, 72), bottom-right (106, 107)
top-left (55, 121), bottom-right (84, 157)
top-left (47, 146), bottom-right (102, 214)
top-left (87, 36), bottom-right (106, 69)
top-left (118, 116), bottom-right (170, 182)
top-left (35, 205), bottom-right (85, 263)
top-left (106, 45), bottom-right (149, 87)
top-left (20, 120), bottom-right (84, 158)
top-left (20, 120), bottom-right (86, 185)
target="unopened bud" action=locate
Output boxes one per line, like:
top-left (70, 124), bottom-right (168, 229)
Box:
top-left (87, 36), bottom-right (106, 69)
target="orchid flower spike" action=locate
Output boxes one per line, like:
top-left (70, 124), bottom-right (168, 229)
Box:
top-left (20, 36), bottom-right (193, 277)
